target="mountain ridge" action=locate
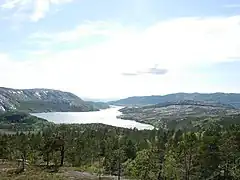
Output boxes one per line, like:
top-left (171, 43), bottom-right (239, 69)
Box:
top-left (0, 87), bottom-right (109, 113)
top-left (109, 92), bottom-right (240, 108)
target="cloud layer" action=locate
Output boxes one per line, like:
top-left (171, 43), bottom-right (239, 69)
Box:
top-left (1, 15), bottom-right (240, 98)
top-left (1, 0), bottom-right (73, 22)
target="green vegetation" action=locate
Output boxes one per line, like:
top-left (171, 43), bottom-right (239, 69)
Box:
top-left (0, 121), bottom-right (240, 179)
top-left (85, 101), bottom-right (110, 110)
top-left (0, 165), bottom-right (65, 180)
top-left (0, 87), bottom-right (109, 113)
top-left (118, 100), bottom-right (240, 128)
top-left (1, 96), bottom-right (240, 179)
top-left (110, 92), bottom-right (240, 108)
top-left (0, 111), bottom-right (51, 132)
top-left (17, 100), bottom-right (97, 113)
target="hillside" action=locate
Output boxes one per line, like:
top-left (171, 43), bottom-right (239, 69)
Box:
top-left (110, 92), bottom-right (240, 108)
top-left (118, 100), bottom-right (240, 129)
top-left (85, 101), bottom-right (110, 110)
top-left (0, 87), bottom-right (109, 113)
top-left (0, 111), bottom-right (51, 132)
top-left (1, 123), bottom-right (240, 180)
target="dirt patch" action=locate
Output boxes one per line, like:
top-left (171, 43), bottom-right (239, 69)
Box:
top-left (64, 170), bottom-right (115, 180)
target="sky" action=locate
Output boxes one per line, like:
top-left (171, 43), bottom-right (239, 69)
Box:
top-left (1, 0), bottom-right (240, 100)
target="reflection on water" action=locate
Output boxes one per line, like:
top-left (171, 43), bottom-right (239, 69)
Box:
top-left (32, 106), bottom-right (154, 130)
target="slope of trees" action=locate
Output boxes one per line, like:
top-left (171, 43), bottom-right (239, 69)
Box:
top-left (0, 87), bottom-right (108, 113)
top-left (0, 122), bottom-right (240, 179)
top-left (109, 92), bottom-right (240, 108)
top-left (0, 111), bottom-right (51, 132)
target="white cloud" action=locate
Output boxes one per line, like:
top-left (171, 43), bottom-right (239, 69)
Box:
top-left (30, 0), bottom-right (73, 22)
top-left (1, 16), bottom-right (240, 99)
top-left (1, 0), bottom-right (73, 22)
top-left (28, 21), bottom-right (128, 45)
top-left (1, 0), bottom-right (28, 9)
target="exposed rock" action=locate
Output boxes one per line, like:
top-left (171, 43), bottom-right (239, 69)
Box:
top-left (0, 87), bottom-right (108, 113)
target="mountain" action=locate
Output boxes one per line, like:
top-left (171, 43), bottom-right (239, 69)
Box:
top-left (85, 101), bottom-right (110, 110)
top-left (118, 100), bottom-right (240, 129)
top-left (0, 87), bottom-right (109, 113)
top-left (109, 92), bottom-right (240, 108)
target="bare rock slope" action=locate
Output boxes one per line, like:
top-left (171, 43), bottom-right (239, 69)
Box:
top-left (0, 87), bottom-right (108, 113)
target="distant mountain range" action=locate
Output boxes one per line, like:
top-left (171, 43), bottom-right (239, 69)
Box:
top-left (118, 99), bottom-right (240, 129)
top-left (109, 93), bottom-right (240, 108)
top-left (0, 87), bottom-right (109, 113)
top-left (1, 88), bottom-right (240, 130)
top-left (111, 93), bottom-right (240, 129)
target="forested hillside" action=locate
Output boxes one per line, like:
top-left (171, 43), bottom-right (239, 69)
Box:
top-left (1, 122), bottom-right (240, 179)
top-left (0, 87), bottom-right (109, 113)
top-left (0, 112), bottom-right (52, 133)
top-left (1, 94), bottom-right (240, 179)
top-left (110, 93), bottom-right (240, 108)
top-left (118, 100), bottom-right (240, 129)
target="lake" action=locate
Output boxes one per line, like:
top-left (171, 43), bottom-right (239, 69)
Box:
top-left (31, 106), bottom-right (154, 130)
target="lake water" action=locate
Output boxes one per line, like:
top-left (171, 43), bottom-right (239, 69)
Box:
top-left (31, 106), bottom-right (154, 130)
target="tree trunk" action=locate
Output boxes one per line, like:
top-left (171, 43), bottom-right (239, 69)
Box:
top-left (157, 165), bottom-right (163, 180)
top-left (46, 152), bottom-right (49, 167)
top-left (21, 154), bottom-right (26, 171)
top-left (158, 151), bottom-right (165, 180)
top-left (60, 146), bottom-right (65, 166)
top-left (184, 154), bottom-right (188, 180)
top-left (98, 155), bottom-right (102, 180)
top-left (117, 160), bottom-right (121, 180)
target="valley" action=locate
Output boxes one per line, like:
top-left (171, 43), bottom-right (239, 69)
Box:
top-left (1, 88), bottom-right (240, 180)
top-left (31, 106), bottom-right (154, 130)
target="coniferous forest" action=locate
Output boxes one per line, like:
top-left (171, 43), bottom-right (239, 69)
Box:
top-left (1, 121), bottom-right (240, 180)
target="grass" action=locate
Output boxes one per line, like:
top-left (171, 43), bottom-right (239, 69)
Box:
top-left (0, 164), bottom-right (64, 180)
top-left (0, 161), bottom-right (116, 180)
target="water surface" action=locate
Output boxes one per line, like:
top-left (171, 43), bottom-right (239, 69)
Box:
top-left (32, 106), bottom-right (154, 130)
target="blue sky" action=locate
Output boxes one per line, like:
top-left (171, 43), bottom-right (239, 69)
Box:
top-left (1, 0), bottom-right (240, 99)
